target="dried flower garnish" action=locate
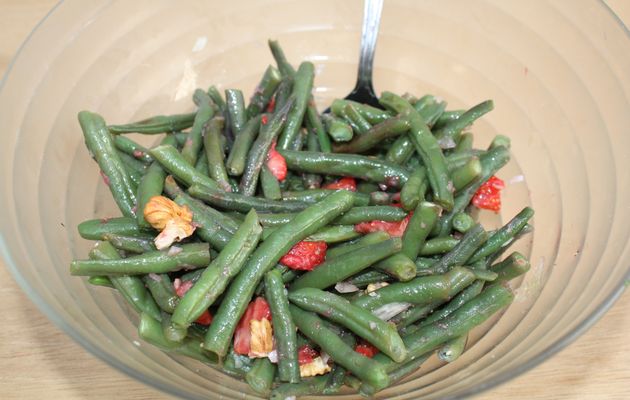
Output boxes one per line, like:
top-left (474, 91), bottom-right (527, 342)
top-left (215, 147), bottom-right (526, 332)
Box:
top-left (143, 196), bottom-right (195, 250)
top-left (249, 318), bottom-right (274, 358)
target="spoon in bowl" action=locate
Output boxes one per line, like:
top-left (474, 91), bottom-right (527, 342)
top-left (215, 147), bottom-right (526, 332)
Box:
top-left (331, 0), bottom-right (384, 110)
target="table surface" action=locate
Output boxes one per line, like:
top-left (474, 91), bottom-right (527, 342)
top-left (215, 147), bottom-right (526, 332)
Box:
top-left (1, 1), bottom-right (629, 399)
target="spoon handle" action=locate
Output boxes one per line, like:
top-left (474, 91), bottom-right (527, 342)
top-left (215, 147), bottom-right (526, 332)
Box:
top-left (356, 0), bottom-right (384, 88)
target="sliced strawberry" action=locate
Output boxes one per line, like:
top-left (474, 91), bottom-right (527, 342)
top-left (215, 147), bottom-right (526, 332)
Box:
top-left (323, 177), bottom-right (357, 191)
top-left (298, 345), bottom-right (319, 365)
top-left (280, 241), bottom-right (327, 271)
top-left (472, 176), bottom-right (505, 212)
top-left (355, 342), bottom-right (379, 358)
top-left (354, 213), bottom-right (411, 237)
top-left (266, 96), bottom-right (276, 113)
top-left (234, 297), bottom-right (272, 355)
top-left (266, 142), bottom-right (287, 181)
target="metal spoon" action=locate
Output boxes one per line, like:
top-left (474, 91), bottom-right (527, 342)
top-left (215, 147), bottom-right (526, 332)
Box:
top-left (339, 0), bottom-right (384, 109)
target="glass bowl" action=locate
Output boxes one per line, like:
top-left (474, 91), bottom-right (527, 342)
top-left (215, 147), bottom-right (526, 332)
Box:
top-left (2, 1), bottom-right (630, 399)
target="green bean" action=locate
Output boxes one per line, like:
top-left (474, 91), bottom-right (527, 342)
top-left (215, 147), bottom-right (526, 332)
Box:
top-left (384, 96), bottom-right (445, 165)
top-left (173, 131), bottom-right (187, 147)
top-left (415, 256), bottom-right (438, 270)
top-left (163, 176), bottom-right (239, 237)
top-left (374, 284), bottom-right (514, 371)
top-left (334, 206), bottom-right (407, 225)
top-left (290, 237), bottom-right (401, 290)
top-left (323, 113), bottom-right (353, 142)
top-left (104, 234), bottom-right (155, 254)
top-left (489, 134), bottom-right (511, 150)
top-left (108, 112), bottom-right (196, 134)
top-left (445, 149), bottom-right (483, 172)
top-left (322, 365), bottom-right (347, 395)
top-left (332, 116), bottom-right (410, 154)
top-left (369, 191), bottom-right (394, 205)
top-left (137, 312), bottom-right (217, 364)
top-left (78, 217), bottom-right (152, 240)
top-left (137, 135), bottom-right (178, 228)
top-left (172, 212), bottom-right (261, 330)
top-left (434, 100), bottom-right (494, 143)
top-left (372, 253), bottom-right (417, 282)
top-left (351, 267), bottom-right (477, 311)
top-left (400, 167), bottom-right (427, 211)
top-left (472, 269), bottom-right (499, 281)
top-left (280, 150), bottom-right (410, 187)
top-left (189, 183), bottom-right (309, 213)
top-left (254, 212), bottom-right (293, 227)
top-left (289, 288), bottom-right (407, 362)
top-left (289, 127), bottom-right (307, 151)
top-left (490, 252), bottom-right (531, 283)
top-left (305, 98), bottom-right (332, 153)
top-left (206, 86), bottom-right (226, 113)
top-left (392, 301), bottom-right (443, 329)
top-left (435, 145), bottom-right (511, 236)
top-left (438, 334), bottom-right (467, 363)
top-left (402, 202), bottom-right (441, 260)
top-left (302, 128), bottom-right (323, 189)
top-left (181, 90), bottom-right (216, 165)
top-left (222, 346), bottom-right (254, 377)
top-left (149, 144), bottom-right (219, 189)
top-left (268, 39), bottom-right (296, 78)
top-left (282, 189), bottom-right (370, 206)
top-left (347, 270), bottom-right (392, 287)
top-left (343, 103), bottom-right (372, 134)
top-left (240, 97), bottom-right (295, 196)
top-left (454, 132), bottom-right (474, 154)
top-left (276, 61), bottom-right (314, 150)
top-left (89, 241), bottom-right (161, 321)
top-left (71, 243), bottom-right (211, 276)
top-left (245, 358), bottom-right (276, 395)
top-left (331, 99), bottom-right (392, 125)
top-left (359, 351), bottom-right (432, 396)
top-left (272, 77), bottom-right (293, 114)
top-left (433, 110), bottom-right (464, 130)
top-left (202, 116), bottom-right (231, 191)
top-left (270, 375), bottom-right (329, 399)
top-left (380, 92), bottom-right (454, 210)
top-left (117, 151), bottom-right (144, 188)
top-left (421, 224), bottom-right (487, 275)
top-left (453, 212), bottom-right (475, 233)
top-left (416, 280), bottom-right (485, 330)
top-left (78, 111), bottom-right (137, 217)
top-left (225, 89), bottom-right (247, 137)
top-left (225, 115), bottom-right (261, 177)
top-left (247, 65), bottom-right (282, 118)
top-left (88, 276), bottom-right (114, 288)
top-left (259, 165), bottom-right (282, 200)
top-left (306, 225), bottom-right (360, 243)
top-left (420, 237), bottom-right (459, 256)
top-left (113, 135), bottom-right (153, 163)
top-left (264, 269), bottom-right (300, 383)
top-left (321, 331), bottom-right (357, 394)
top-left (143, 273), bottom-right (179, 313)
top-left (160, 311), bottom-right (187, 343)
top-left (288, 304), bottom-right (390, 391)
top-left (385, 134), bottom-right (415, 165)
top-left (451, 156), bottom-right (482, 191)
top-left (326, 231), bottom-right (390, 259)
top-left (203, 191), bottom-right (354, 357)
top-left (469, 207), bottom-right (534, 263)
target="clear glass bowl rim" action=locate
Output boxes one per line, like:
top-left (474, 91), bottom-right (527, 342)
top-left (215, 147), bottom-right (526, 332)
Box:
top-left (1, 1), bottom-right (629, 399)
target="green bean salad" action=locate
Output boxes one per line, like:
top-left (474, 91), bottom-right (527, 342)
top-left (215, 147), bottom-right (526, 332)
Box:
top-left (71, 40), bottom-right (533, 398)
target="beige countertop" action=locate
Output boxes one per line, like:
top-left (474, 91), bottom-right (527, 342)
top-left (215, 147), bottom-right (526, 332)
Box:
top-left (1, 1), bottom-right (629, 399)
